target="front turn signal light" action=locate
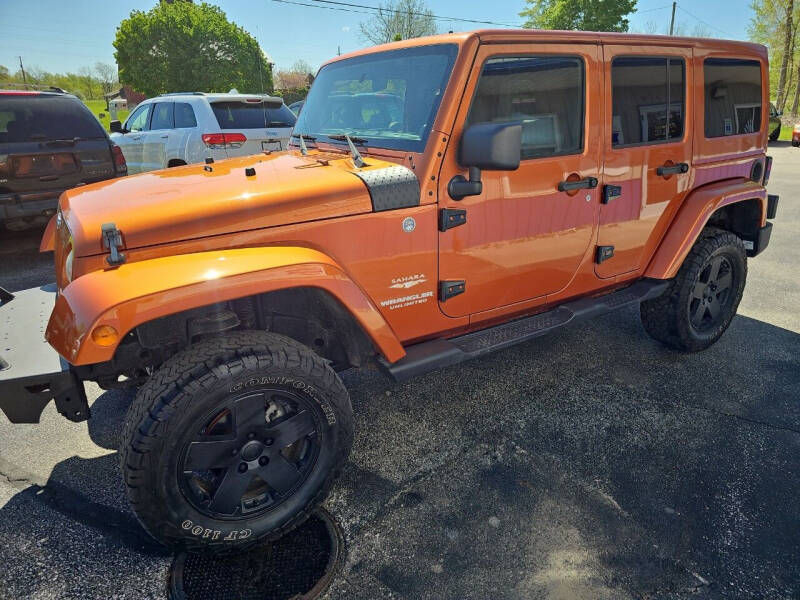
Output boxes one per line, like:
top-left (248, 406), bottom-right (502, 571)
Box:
top-left (91, 325), bottom-right (119, 346)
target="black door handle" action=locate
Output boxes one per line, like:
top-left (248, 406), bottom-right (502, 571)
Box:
top-left (557, 176), bottom-right (598, 192)
top-left (656, 162), bottom-right (689, 176)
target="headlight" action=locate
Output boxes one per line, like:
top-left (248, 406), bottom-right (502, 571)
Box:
top-left (65, 244), bottom-right (74, 283)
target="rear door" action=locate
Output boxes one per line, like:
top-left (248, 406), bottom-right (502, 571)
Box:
top-left (209, 99), bottom-right (297, 156)
top-left (596, 46), bottom-right (693, 278)
top-left (172, 101), bottom-right (199, 163)
top-left (142, 101), bottom-right (174, 171)
top-left (437, 43), bottom-right (602, 317)
top-left (0, 94), bottom-right (114, 202)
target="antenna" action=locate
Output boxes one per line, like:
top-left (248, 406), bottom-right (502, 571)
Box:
top-left (255, 25), bottom-right (268, 128)
top-left (298, 134), bottom-right (309, 155)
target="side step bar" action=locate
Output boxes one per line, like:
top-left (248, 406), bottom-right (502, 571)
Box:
top-left (382, 279), bottom-right (669, 382)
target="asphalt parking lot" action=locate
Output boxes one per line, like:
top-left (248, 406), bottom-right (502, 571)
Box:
top-left (0, 143), bottom-right (798, 600)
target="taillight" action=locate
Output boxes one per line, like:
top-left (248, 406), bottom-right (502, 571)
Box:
top-left (111, 144), bottom-right (127, 174)
top-left (202, 133), bottom-right (247, 149)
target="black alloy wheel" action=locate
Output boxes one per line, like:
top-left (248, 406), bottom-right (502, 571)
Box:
top-left (179, 389), bottom-right (321, 519)
top-left (688, 255), bottom-right (735, 333)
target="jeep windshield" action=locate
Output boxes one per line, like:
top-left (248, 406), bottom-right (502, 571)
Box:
top-left (293, 44), bottom-right (458, 153)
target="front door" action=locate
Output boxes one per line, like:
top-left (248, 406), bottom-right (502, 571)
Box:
top-left (115, 103), bottom-right (151, 174)
top-left (438, 43), bottom-right (602, 318)
top-left (596, 46), bottom-right (693, 278)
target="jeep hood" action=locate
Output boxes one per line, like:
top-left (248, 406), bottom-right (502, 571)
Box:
top-left (60, 152), bottom-right (391, 257)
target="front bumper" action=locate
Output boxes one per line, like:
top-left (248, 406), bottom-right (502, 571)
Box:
top-left (0, 285), bottom-right (88, 424)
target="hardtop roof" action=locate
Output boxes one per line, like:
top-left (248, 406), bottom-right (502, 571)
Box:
top-left (325, 29), bottom-right (766, 67)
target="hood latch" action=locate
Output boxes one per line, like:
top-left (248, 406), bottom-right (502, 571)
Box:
top-left (101, 222), bottom-right (126, 266)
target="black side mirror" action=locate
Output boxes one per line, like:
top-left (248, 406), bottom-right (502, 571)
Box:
top-left (109, 120), bottom-right (123, 133)
top-left (449, 121), bottom-right (521, 200)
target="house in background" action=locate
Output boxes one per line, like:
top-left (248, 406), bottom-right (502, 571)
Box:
top-left (103, 86), bottom-right (146, 111)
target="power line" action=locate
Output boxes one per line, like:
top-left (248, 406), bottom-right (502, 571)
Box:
top-left (636, 4), bottom-right (674, 14)
top-left (311, 0), bottom-right (520, 27)
top-left (676, 5), bottom-right (730, 36)
top-left (272, 0), bottom-right (519, 28)
top-left (272, 0), bottom-right (377, 16)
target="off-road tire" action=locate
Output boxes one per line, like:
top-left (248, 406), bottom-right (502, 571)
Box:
top-left (640, 227), bottom-right (747, 352)
top-left (769, 127), bottom-right (780, 141)
top-left (120, 331), bottom-right (353, 553)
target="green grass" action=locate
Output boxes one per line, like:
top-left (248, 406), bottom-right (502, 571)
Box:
top-left (778, 125), bottom-right (794, 141)
top-left (84, 99), bottom-right (129, 132)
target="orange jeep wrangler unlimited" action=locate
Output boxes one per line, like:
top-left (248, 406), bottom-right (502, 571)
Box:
top-left (0, 31), bottom-right (778, 552)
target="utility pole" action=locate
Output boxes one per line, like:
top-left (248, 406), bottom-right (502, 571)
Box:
top-left (17, 56), bottom-right (27, 84)
top-left (669, 1), bottom-right (676, 35)
top-left (337, 45), bottom-right (341, 56)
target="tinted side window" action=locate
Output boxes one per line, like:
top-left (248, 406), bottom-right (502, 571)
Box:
top-left (174, 103), bottom-right (197, 128)
top-left (467, 56), bottom-right (584, 159)
top-left (150, 102), bottom-right (174, 130)
top-left (126, 104), bottom-right (151, 132)
top-left (611, 57), bottom-right (685, 147)
top-left (704, 58), bottom-right (762, 137)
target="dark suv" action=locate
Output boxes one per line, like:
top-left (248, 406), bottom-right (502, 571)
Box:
top-left (0, 89), bottom-right (127, 230)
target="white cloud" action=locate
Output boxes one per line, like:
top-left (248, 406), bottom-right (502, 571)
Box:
top-left (342, 26), bottom-right (350, 32)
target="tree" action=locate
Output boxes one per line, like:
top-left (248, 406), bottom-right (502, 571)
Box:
top-left (520, 0), bottom-right (638, 32)
top-left (94, 62), bottom-right (118, 96)
top-left (0, 65), bottom-right (9, 82)
top-left (291, 60), bottom-right (315, 76)
top-left (274, 60), bottom-right (316, 90)
top-left (776, 0), bottom-right (794, 110)
top-left (359, 0), bottom-right (437, 45)
top-left (749, 0), bottom-right (800, 112)
top-left (113, 2), bottom-right (273, 96)
top-left (77, 66), bottom-right (98, 99)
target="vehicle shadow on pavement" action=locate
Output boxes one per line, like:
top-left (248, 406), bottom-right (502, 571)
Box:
top-left (0, 310), bottom-right (798, 599)
top-left (328, 310), bottom-right (800, 599)
top-left (0, 388), bottom-right (172, 599)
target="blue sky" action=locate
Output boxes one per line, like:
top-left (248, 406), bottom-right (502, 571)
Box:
top-left (0, 0), bottom-right (754, 75)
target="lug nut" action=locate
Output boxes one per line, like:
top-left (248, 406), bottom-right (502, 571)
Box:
top-left (231, 448), bottom-right (239, 456)
top-left (258, 456), bottom-right (269, 466)
top-left (238, 463), bottom-right (248, 473)
top-left (248, 432), bottom-right (255, 440)
top-left (264, 438), bottom-right (274, 446)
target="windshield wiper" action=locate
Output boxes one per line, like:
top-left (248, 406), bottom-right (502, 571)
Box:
top-left (327, 133), bottom-right (366, 167)
top-left (327, 134), bottom-right (368, 144)
top-left (291, 133), bottom-right (316, 156)
top-left (44, 137), bottom-right (81, 147)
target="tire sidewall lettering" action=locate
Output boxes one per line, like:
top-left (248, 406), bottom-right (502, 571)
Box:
top-left (230, 376), bottom-right (336, 425)
top-left (180, 519), bottom-right (252, 542)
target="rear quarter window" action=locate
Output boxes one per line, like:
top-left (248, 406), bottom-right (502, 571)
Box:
top-left (175, 102), bottom-right (197, 128)
top-left (0, 96), bottom-right (106, 143)
top-left (211, 101), bottom-right (297, 129)
top-left (704, 58), bottom-right (762, 138)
